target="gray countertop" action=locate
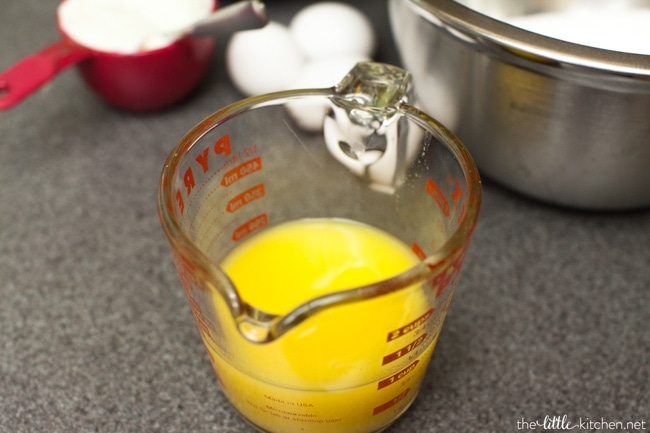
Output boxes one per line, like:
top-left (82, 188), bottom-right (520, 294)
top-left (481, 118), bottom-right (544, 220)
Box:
top-left (1, 1), bottom-right (648, 432)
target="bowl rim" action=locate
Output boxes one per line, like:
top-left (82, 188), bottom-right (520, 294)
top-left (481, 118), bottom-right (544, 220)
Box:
top-left (404, 0), bottom-right (650, 78)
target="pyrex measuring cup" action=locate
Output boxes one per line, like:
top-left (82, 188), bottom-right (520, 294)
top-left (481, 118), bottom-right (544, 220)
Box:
top-left (158, 62), bottom-right (481, 433)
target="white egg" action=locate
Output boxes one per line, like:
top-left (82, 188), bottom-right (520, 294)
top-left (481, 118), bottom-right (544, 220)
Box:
top-left (226, 21), bottom-right (305, 96)
top-left (285, 55), bottom-right (369, 132)
top-left (289, 2), bottom-right (376, 60)
top-left (290, 54), bottom-right (369, 90)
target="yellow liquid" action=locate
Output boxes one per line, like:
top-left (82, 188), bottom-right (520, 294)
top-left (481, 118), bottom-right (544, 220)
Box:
top-left (205, 219), bottom-right (441, 433)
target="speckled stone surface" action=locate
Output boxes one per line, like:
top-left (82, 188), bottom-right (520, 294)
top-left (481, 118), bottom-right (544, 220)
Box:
top-left (1, 1), bottom-right (648, 432)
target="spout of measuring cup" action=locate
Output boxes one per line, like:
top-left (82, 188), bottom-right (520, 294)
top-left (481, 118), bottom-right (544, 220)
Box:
top-left (324, 62), bottom-right (424, 193)
top-left (236, 305), bottom-right (279, 343)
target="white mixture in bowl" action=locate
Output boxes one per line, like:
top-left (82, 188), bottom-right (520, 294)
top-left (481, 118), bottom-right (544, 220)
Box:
top-left (58, 0), bottom-right (214, 54)
top-left (507, 7), bottom-right (650, 55)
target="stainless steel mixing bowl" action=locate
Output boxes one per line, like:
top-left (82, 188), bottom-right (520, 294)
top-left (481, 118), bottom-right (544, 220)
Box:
top-left (389, 0), bottom-right (650, 210)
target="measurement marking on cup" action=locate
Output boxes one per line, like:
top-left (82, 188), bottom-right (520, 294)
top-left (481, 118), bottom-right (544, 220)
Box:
top-left (226, 184), bottom-right (265, 213)
top-left (372, 389), bottom-right (411, 416)
top-left (221, 156), bottom-right (262, 187)
top-left (175, 134), bottom-right (233, 215)
top-left (411, 242), bottom-right (427, 260)
top-left (377, 361), bottom-right (419, 390)
top-left (382, 334), bottom-right (428, 365)
top-left (429, 247), bottom-right (467, 298)
top-left (387, 309), bottom-right (434, 342)
top-left (450, 176), bottom-right (463, 209)
top-left (426, 178), bottom-right (450, 217)
top-left (232, 213), bottom-right (268, 241)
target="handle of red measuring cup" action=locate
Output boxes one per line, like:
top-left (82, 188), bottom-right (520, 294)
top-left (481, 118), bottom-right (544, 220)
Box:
top-left (0, 39), bottom-right (93, 110)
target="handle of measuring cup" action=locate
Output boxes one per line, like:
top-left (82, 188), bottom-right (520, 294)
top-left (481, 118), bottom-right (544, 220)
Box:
top-left (0, 39), bottom-right (93, 110)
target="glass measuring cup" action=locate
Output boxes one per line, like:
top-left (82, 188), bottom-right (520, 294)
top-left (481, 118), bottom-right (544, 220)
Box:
top-left (158, 62), bottom-right (481, 433)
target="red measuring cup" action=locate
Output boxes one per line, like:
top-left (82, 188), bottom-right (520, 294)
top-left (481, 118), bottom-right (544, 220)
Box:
top-left (0, 1), bottom-right (218, 112)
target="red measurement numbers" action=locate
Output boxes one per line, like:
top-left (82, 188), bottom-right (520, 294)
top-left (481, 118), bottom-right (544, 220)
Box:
top-left (386, 309), bottom-right (434, 342)
top-left (221, 156), bottom-right (262, 187)
top-left (226, 184), bottom-right (265, 213)
top-left (382, 334), bottom-right (428, 366)
top-left (372, 389), bottom-right (411, 415)
top-left (232, 213), bottom-right (268, 241)
top-left (425, 175), bottom-right (465, 221)
top-left (377, 360), bottom-right (419, 390)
